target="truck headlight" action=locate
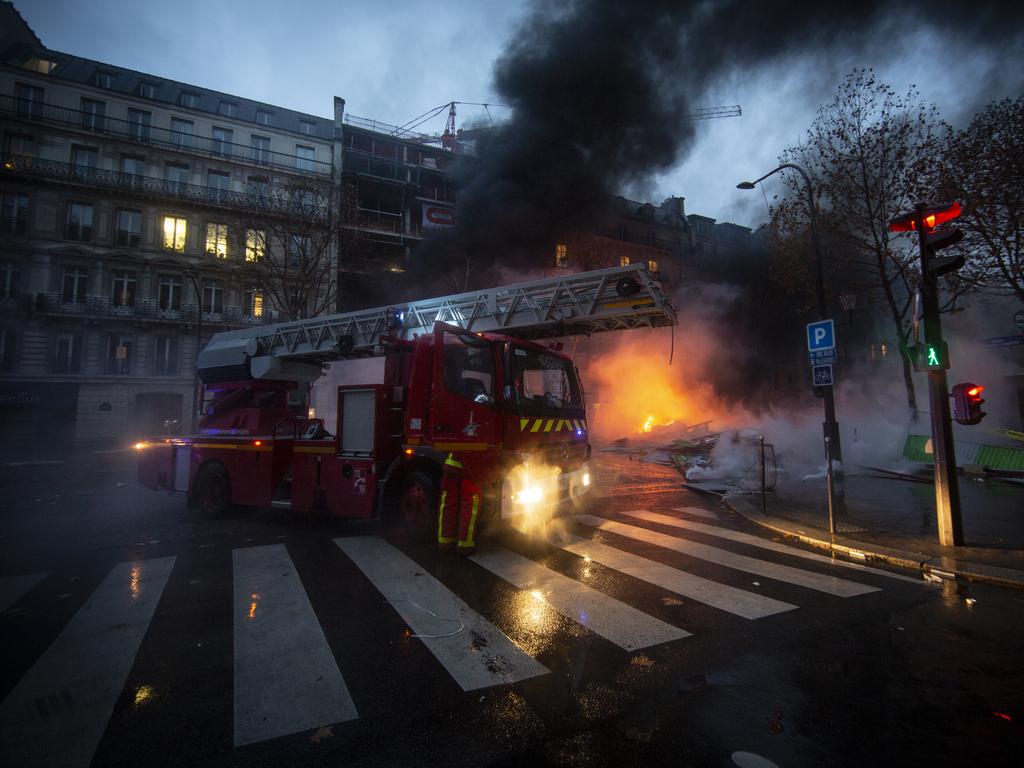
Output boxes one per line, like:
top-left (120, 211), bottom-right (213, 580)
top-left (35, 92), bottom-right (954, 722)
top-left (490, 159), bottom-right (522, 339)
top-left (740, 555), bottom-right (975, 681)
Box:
top-left (515, 486), bottom-right (544, 505)
top-left (582, 471), bottom-right (591, 487)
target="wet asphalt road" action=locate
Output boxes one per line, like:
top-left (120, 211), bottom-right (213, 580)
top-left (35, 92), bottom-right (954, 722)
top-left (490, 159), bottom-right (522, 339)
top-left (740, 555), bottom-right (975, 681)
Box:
top-left (1, 453), bottom-right (1022, 768)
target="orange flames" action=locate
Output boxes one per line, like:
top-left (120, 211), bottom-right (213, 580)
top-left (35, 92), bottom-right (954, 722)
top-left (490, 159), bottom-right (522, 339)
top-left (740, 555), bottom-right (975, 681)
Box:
top-left (576, 328), bottom-right (729, 440)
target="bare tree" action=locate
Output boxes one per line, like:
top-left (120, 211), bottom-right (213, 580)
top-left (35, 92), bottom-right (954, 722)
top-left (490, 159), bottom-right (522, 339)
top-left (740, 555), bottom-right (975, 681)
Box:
top-left (939, 95), bottom-right (1024, 303)
top-left (771, 68), bottom-right (983, 412)
top-left (235, 173), bottom-right (366, 321)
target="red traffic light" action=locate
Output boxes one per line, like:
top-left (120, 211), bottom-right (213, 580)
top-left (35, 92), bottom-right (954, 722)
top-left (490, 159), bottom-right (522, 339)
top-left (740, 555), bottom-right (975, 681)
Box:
top-left (952, 382), bottom-right (986, 425)
top-left (888, 201), bottom-right (963, 232)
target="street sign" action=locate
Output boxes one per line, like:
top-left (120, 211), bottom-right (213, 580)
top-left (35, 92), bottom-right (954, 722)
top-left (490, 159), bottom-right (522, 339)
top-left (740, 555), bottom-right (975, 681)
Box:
top-left (807, 319), bottom-right (836, 352)
top-left (809, 348), bottom-right (837, 365)
top-left (812, 364), bottom-right (834, 387)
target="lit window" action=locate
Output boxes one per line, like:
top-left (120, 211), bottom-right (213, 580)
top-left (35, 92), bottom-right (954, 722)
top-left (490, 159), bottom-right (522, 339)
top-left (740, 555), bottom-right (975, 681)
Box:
top-left (206, 223), bottom-right (228, 258)
top-left (245, 229), bottom-right (266, 262)
top-left (555, 243), bottom-right (568, 268)
top-left (163, 216), bottom-right (187, 252)
top-left (880, 343), bottom-right (888, 359)
top-left (619, 256), bottom-right (630, 267)
top-left (647, 259), bottom-right (658, 274)
top-left (23, 57), bottom-right (57, 75)
top-left (244, 288), bottom-right (264, 318)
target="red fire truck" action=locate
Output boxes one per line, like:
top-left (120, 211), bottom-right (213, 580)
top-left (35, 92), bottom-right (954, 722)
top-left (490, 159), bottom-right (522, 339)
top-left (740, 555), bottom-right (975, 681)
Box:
top-left (137, 264), bottom-right (675, 537)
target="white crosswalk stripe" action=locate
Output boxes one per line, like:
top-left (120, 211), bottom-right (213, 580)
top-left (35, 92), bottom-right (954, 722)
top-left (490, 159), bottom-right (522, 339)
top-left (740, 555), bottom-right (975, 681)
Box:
top-left (573, 515), bottom-right (881, 597)
top-left (336, 536), bottom-right (549, 691)
top-left (233, 544), bottom-right (357, 746)
top-left (0, 572), bottom-right (47, 613)
top-left (671, 506), bottom-right (719, 521)
top-left (471, 548), bottom-right (690, 650)
top-left (622, 510), bottom-right (922, 585)
top-left (550, 532), bottom-right (796, 619)
top-left (0, 557), bottom-right (175, 768)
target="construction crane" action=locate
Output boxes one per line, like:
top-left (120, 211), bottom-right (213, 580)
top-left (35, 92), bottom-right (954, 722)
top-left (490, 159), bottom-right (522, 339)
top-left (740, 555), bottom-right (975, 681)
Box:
top-left (395, 102), bottom-right (741, 150)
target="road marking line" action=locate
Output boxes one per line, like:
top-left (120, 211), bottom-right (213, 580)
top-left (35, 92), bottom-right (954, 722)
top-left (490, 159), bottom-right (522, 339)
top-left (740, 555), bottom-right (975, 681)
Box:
top-left (573, 515), bottom-right (880, 597)
top-left (336, 537), bottom-right (548, 691)
top-left (471, 548), bottom-right (690, 650)
top-left (0, 557), bottom-right (175, 768)
top-left (233, 545), bottom-right (356, 747)
top-left (623, 510), bottom-right (922, 585)
top-left (550, 533), bottom-right (795, 619)
top-left (671, 506), bottom-right (719, 521)
top-left (0, 572), bottom-right (47, 613)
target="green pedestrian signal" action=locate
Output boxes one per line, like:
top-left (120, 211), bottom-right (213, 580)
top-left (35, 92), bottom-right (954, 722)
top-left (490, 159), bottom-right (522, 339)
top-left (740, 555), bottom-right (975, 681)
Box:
top-left (909, 342), bottom-right (950, 372)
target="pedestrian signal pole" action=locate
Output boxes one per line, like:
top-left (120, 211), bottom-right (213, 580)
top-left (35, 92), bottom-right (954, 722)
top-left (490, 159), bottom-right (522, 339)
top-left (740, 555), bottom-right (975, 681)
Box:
top-left (889, 201), bottom-right (964, 546)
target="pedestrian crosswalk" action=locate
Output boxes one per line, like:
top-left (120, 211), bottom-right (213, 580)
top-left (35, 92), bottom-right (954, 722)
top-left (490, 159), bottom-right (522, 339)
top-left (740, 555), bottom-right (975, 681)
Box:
top-left (0, 558), bottom-right (175, 768)
top-left (233, 544), bottom-right (357, 746)
top-left (0, 505), bottom-right (921, 762)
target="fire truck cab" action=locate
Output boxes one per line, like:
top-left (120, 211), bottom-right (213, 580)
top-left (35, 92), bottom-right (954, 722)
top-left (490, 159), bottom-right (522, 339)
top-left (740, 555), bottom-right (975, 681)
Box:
top-left (137, 264), bottom-right (675, 538)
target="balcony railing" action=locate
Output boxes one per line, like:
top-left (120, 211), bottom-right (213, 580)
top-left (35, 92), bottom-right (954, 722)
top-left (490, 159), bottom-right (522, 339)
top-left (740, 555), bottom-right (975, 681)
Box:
top-left (1, 153), bottom-right (330, 223)
top-left (1, 95), bottom-right (333, 177)
top-left (29, 293), bottom-right (277, 324)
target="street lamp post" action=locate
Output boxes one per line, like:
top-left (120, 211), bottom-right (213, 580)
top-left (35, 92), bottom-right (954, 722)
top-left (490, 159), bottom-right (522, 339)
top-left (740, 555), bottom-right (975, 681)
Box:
top-left (738, 163), bottom-right (845, 501)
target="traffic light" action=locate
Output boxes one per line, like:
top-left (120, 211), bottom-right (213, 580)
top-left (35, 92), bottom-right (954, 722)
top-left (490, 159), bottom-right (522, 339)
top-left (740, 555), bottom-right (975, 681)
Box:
top-left (909, 341), bottom-right (949, 372)
top-left (888, 201), bottom-right (964, 276)
top-left (951, 383), bottom-right (986, 425)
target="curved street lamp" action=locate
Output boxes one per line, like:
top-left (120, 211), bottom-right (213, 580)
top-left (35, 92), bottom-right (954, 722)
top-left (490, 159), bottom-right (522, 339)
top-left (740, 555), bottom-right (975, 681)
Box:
top-left (738, 163), bottom-right (845, 511)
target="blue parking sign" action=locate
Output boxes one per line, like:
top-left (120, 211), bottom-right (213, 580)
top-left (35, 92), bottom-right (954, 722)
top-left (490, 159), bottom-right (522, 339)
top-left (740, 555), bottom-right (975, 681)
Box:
top-left (807, 320), bottom-right (836, 352)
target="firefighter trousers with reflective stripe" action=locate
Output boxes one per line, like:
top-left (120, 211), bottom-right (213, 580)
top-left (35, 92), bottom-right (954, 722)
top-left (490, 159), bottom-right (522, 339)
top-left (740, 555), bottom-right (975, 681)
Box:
top-left (438, 473), bottom-right (480, 555)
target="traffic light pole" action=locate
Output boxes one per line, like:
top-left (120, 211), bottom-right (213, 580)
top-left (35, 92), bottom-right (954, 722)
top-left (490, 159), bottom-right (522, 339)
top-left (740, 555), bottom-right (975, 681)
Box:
top-left (916, 203), bottom-right (964, 547)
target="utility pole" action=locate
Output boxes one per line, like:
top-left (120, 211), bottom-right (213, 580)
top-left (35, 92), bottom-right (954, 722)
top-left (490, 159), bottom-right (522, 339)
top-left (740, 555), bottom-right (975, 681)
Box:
top-left (914, 203), bottom-right (963, 546)
top-left (890, 201), bottom-right (966, 546)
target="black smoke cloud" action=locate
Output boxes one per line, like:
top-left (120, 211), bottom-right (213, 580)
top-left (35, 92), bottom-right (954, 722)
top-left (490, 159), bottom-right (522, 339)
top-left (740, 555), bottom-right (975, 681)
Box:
top-left (409, 0), bottom-right (1023, 285)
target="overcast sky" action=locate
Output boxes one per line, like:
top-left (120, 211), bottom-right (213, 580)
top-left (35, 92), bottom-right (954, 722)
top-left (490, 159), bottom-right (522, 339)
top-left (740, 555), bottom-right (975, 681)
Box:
top-left (19, 0), bottom-right (1024, 230)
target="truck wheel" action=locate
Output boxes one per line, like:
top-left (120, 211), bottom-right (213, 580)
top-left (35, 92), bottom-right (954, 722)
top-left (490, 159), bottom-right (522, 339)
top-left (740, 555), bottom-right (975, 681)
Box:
top-left (198, 464), bottom-right (231, 517)
top-left (398, 471), bottom-right (436, 541)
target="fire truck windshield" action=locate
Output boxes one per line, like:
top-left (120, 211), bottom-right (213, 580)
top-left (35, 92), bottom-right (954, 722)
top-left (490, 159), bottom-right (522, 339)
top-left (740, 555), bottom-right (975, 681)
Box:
top-left (508, 345), bottom-right (583, 413)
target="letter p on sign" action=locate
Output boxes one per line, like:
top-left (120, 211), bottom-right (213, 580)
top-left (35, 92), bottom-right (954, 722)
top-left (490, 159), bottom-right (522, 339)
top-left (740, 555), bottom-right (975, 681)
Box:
top-left (806, 320), bottom-right (835, 352)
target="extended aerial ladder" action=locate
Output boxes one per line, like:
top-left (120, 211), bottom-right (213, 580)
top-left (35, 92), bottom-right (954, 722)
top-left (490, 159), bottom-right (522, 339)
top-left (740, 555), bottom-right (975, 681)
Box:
top-left (198, 263), bottom-right (676, 384)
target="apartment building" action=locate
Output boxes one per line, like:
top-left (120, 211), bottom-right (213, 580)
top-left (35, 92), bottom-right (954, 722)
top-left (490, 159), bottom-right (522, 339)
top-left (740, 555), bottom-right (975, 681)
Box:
top-left (0, 5), bottom-right (338, 455)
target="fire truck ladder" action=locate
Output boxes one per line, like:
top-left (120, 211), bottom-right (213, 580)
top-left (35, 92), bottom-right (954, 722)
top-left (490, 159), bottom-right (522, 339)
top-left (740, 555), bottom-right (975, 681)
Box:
top-left (198, 263), bottom-right (676, 382)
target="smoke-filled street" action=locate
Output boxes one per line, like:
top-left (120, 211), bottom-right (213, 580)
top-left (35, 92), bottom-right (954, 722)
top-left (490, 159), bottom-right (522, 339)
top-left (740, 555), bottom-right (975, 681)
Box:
top-left (2, 451), bottom-right (1021, 768)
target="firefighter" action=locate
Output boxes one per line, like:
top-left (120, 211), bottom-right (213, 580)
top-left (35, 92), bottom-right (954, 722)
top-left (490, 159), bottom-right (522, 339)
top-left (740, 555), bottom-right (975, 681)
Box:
top-left (437, 453), bottom-right (480, 556)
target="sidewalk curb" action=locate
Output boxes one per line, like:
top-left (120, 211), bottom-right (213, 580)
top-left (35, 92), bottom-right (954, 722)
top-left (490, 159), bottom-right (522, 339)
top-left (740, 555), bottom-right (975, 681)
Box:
top-left (723, 493), bottom-right (1024, 591)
